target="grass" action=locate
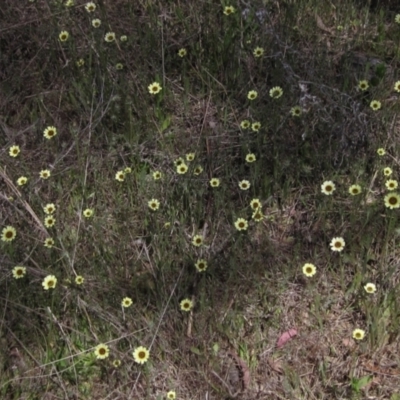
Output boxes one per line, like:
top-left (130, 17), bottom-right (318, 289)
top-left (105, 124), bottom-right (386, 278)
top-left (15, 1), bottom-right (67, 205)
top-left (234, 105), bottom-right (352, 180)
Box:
top-left (2, 0), bottom-right (400, 398)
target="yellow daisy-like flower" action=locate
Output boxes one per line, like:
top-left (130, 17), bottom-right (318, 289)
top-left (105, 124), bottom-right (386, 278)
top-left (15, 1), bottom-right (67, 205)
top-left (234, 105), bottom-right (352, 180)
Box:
top-left (44, 215), bottom-right (56, 228)
top-left (240, 120), bottom-right (251, 129)
top-left (302, 263), bottom-right (316, 277)
top-left (75, 275), bottom-right (84, 285)
top-left (120, 35), bottom-right (127, 42)
top-left (92, 19), bottom-right (101, 28)
top-left (83, 208), bottom-right (94, 218)
top-left (116, 63), bottom-right (123, 70)
top-left (394, 81), bottom-right (400, 93)
top-left (44, 237), bottom-right (55, 248)
top-left (195, 259), bottom-right (208, 272)
top-left (153, 171), bottom-right (162, 180)
top-left (115, 170), bottom-right (125, 182)
top-left (223, 5), bottom-right (235, 15)
top-left (42, 275), bottom-right (57, 290)
top-left (210, 178), bottom-right (220, 187)
top-left (269, 86), bottom-right (283, 99)
top-left (246, 153), bottom-right (256, 163)
top-left (104, 32), bottom-right (116, 42)
top-left (94, 344), bottom-right (110, 360)
top-left (386, 179), bottom-right (398, 191)
top-left (148, 82), bottom-right (162, 95)
top-left (330, 237), bottom-right (345, 252)
top-left (174, 157), bottom-right (185, 166)
top-left (40, 169), bottom-right (51, 179)
top-left (252, 209), bottom-right (264, 222)
top-left (148, 199), bottom-right (160, 211)
top-left (178, 48), bottom-right (187, 57)
top-left (395, 14), bottom-right (400, 23)
top-left (247, 90), bottom-right (258, 100)
top-left (238, 180), bottom-right (251, 190)
top-left (9, 145), bottom-right (20, 157)
top-left (43, 126), bottom-right (57, 139)
top-left (1, 226), bottom-right (17, 242)
top-left (321, 180), bottom-right (335, 195)
top-left (124, 167), bottom-right (132, 174)
top-left (370, 100), bottom-right (381, 111)
top-left (384, 192), bottom-right (400, 209)
top-left (358, 80), bottom-right (369, 91)
top-left (377, 148), bottom-right (385, 156)
top-left (44, 203), bottom-right (56, 214)
top-left (12, 266), bottom-right (26, 279)
top-left (251, 122), bottom-right (261, 132)
top-left (133, 346), bottom-right (150, 364)
top-left (121, 297), bottom-right (133, 308)
top-left (193, 165), bottom-right (203, 175)
top-left (59, 31), bottom-right (69, 42)
top-left (348, 184), bottom-right (361, 196)
top-left (253, 47), bottom-right (264, 57)
top-left (17, 176), bottom-right (28, 186)
top-left (113, 359), bottom-right (122, 368)
top-left (180, 298), bottom-right (193, 311)
top-left (76, 58), bottom-right (84, 67)
top-left (352, 329), bottom-right (365, 340)
top-left (234, 218), bottom-right (248, 231)
top-left (364, 283), bottom-right (376, 294)
top-left (176, 163), bottom-right (188, 174)
top-left (85, 2), bottom-right (96, 12)
top-left (167, 390), bottom-right (176, 400)
top-left (186, 153), bottom-right (195, 162)
top-left (250, 198), bottom-right (261, 210)
top-left (290, 106), bottom-right (302, 117)
top-left (383, 167), bottom-right (393, 177)
top-left (192, 234), bottom-right (204, 247)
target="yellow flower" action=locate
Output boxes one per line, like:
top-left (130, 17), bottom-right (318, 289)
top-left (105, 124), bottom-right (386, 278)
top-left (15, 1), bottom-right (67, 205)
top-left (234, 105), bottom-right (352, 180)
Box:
top-left (44, 215), bottom-right (56, 228)
top-left (186, 152), bottom-right (195, 162)
top-left (370, 100), bottom-right (381, 111)
top-left (148, 82), bottom-right (162, 94)
top-left (121, 297), bottom-right (133, 308)
top-left (153, 171), bottom-right (162, 180)
top-left (321, 180), bottom-right (335, 195)
top-left (174, 157), bottom-right (185, 166)
top-left (386, 179), bottom-right (398, 191)
top-left (1, 226), bottom-right (17, 242)
top-left (240, 120), bottom-right (251, 129)
top-left (377, 148), bottom-right (385, 156)
top-left (180, 298), bottom-right (193, 311)
top-left (251, 122), bottom-right (261, 132)
top-left (364, 283), bottom-right (376, 294)
top-left (12, 266), bottom-right (26, 279)
top-left (167, 391), bottom-right (176, 400)
top-left (394, 81), bottom-right (400, 93)
top-left (302, 263), bottom-right (316, 277)
top-left (116, 63), bottom-right (123, 70)
top-left (42, 275), bottom-right (57, 290)
top-left (384, 192), bottom-right (400, 209)
top-left (358, 80), bottom-right (369, 91)
top-left (40, 169), bottom-right (51, 179)
top-left (238, 180), bottom-right (250, 190)
top-left (178, 48), bottom-right (187, 57)
top-left (94, 344), bottom-right (110, 360)
top-left (290, 106), bottom-right (302, 117)
top-left (247, 90), bottom-right (258, 100)
top-left (83, 208), bottom-right (94, 218)
top-left (113, 359), bottom-right (122, 367)
top-left (104, 32), bottom-right (116, 42)
top-left (250, 198), bottom-right (261, 210)
top-left (253, 47), bottom-right (264, 57)
top-left (252, 209), bottom-right (264, 222)
top-left (148, 199), bottom-right (160, 211)
top-left (120, 35), bottom-right (127, 42)
top-left (115, 170), bottom-right (125, 182)
top-left (192, 234), bottom-right (204, 247)
top-left (59, 31), bottom-right (69, 42)
top-left (234, 218), bottom-right (248, 231)
top-left (330, 237), bottom-right (345, 252)
top-left (245, 153), bottom-right (256, 163)
top-left (352, 329), bottom-right (365, 340)
top-left (9, 145), bottom-right (20, 157)
top-left (210, 178), bottom-right (220, 187)
top-left (43, 126), bottom-right (57, 139)
top-left (44, 237), bottom-right (55, 248)
top-left (176, 163), bottom-right (188, 174)
top-left (133, 346), bottom-right (150, 364)
top-left (85, 2), bottom-right (96, 12)
top-left (383, 167), bottom-right (393, 177)
top-left (44, 203), bottom-right (56, 214)
top-left (348, 184), bottom-right (361, 196)
top-left (269, 86), bottom-right (283, 99)
top-left (195, 259), bottom-right (208, 272)
top-left (223, 5), bottom-right (235, 15)
top-left (75, 275), bottom-right (84, 285)
top-left (193, 166), bottom-right (203, 175)
top-left (17, 176), bottom-right (28, 186)
top-left (92, 19), bottom-right (101, 28)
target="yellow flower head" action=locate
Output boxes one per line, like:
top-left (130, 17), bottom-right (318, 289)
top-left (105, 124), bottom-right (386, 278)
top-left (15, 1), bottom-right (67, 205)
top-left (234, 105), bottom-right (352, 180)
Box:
top-left (238, 180), bottom-right (251, 190)
top-left (348, 184), bottom-right (361, 196)
top-left (1, 226), bottom-right (17, 242)
top-left (59, 31), bottom-right (69, 42)
top-left (120, 35), bottom-right (127, 42)
top-left (121, 297), bottom-right (133, 308)
top-left (85, 2), bottom-right (96, 12)
top-left (253, 47), bottom-right (264, 57)
top-left (12, 266), bottom-right (26, 279)
top-left (44, 237), bottom-right (55, 248)
top-left (40, 169), bottom-right (51, 179)
top-left (370, 100), bottom-right (381, 111)
top-left (92, 19), bottom-right (101, 28)
top-left (252, 209), bottom-right (264, 222)
top-left (148, 82), bottom-right (162, 95)
top-left (245, 153), bottom-right (256, 163)
top-left (251, 122), bottom-right (261, 132)
top-left (321, 180), bottom-right (335, 195)
top-left (17, 176), bottom-right (28, 186)
top-left (330, 237), bottom-right (345, 252)
top-left (176, 163), bottom-right (188, 174)
top-left (195, 259), bottom-right (208, 272)
top-left (290, 106), bottom-right (302, 117)
top-left (358, 80), bottom-right (369, 91)
top-left (115, 170), bottom-right (125, 182)
top-left (113, 359), bottom-right (122, 367)
top-left (223, 5), bottom-right (235, 15)
top-left (240, 120), bottom-right (251, 129)
top-left (383, 167), bottom-right (393, 177)
top-left (386, 179), bottom-right (398, 191)
top-left (153, 171), bottom-right (162, 180)
top-left (247, 90), bottom-right (258, 100)
top-left (148, 199), bottom-right (160, 211)
top-left (186, 152), bottom-right (195, 162)
top-left (42, 275), bottom-right (57, 290)
top-left (104, 32), bottom-right (116, 42)
top-left (116, 63), bottom-right (123, 70)
top-left (178, 48), bottom-right (187, 57)
top-left (269, 86), bottom-right (283, 99)
top-left (9, 145), bottom-right (20, 157)
top-left (193, 165), bottom-right (203, 175)
top-left (83, 208), bottom-right (94, 218)
top-left (94, 344), bottom-right (110, 359)
top-left (250, 198), bottom-right (261, 210)
top-left (43, 126), bottom-right (57, 139)
top-left (75, 275), bottom-right (84, 285)
top-left (302, 263), bottom-right (316, 277)
top-left (384, 192), bottom-right (400, 209)
top-left (210, 178), bottom-right (220, 187)
top-left (352, 328), bottom-right (365, 340)
top-left (180, 298), bottom-right (193, 311)
top-left (377, 148), bottom-right (385, 156)
top-left (44, 203), bottom-right (56, 214)
top-left (394, 81), bottom-right (400, 93)
top-left (44, 215), bottom-right (56, 228)
top-left (234, 218), bottom-right (248, 231)
top-left (192, 234), bottom-right (204, 247)
top-left (364, 283), bottom-right (376, 294)
top-left (167, 391), bottom-right (176, 400)
top-left (133, 346), bottom-right (150, 364)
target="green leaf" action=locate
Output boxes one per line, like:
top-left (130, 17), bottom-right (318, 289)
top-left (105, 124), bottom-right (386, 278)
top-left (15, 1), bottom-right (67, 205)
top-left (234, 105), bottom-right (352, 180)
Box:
top-left (190, 346), bottom-right (201, 355)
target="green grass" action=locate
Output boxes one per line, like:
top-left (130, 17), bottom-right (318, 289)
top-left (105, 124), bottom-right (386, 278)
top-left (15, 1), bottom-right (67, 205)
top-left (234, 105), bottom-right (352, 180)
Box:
top-left (2, 0), bottom-right (400, 398)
